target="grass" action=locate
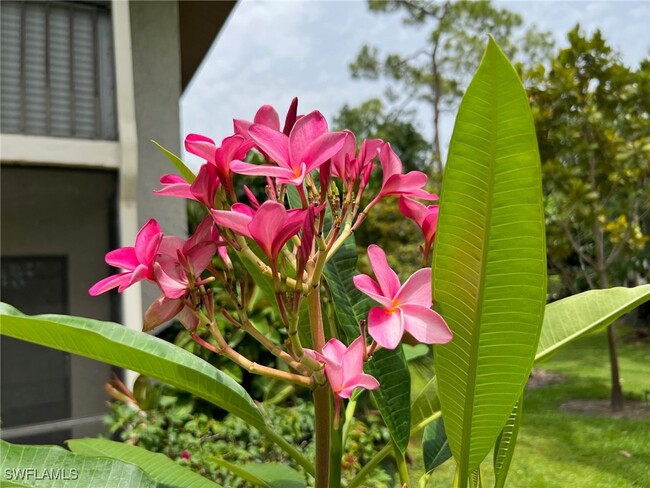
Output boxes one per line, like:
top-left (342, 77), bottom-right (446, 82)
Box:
top-left (405, 327), bottom-right (650, 488)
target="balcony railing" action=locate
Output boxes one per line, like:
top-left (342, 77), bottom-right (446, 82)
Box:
top-left (1, 1), bottom-right (117, 140)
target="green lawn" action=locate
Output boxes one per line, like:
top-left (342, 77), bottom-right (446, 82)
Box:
top-left (407, 328), bottom-right (650, 487)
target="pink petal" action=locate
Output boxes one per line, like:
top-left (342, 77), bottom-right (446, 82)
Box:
top-left (367, 245), bottom-right (401, 299)
top-left (331, 130), bottom-right (356, 178)
top-left (254, 105), bottom-right (281, 131)
top-left (189, 162), bottom-right (219, 207)
top-left (275, 163), bottom-right (307, 187)
top-left (394, 268), bottom-right (433, 307)
top-left (229, 161), bottom-right (296, 180)
top-left (134, 219), bottom-right (162, 264)
top-left (233, 119), bottom-right (252, 138)
top-left (158, 235), bottom-right (185, 259)
top-left (322, 338), bottom-right (347, 364)
top-left (399, 196), bottom-right (428, 227)
top-left (154, 174), bottom-right (194, 200)
top-left (421, 207), bottom-right (440, 244)
top-left (270, 209), bottom-right (305, 260)
top-left (185, 134), bottom-right (217, 163)
top-left (89, 272), bottom-right (132, 296)
top-left (144, 296), bottom-right (183, 331)
top-left (368, 306), bottom-right (404, 350)
top-left (324, 361), bottom-right (344, 393)
top-left (187, 216), bottom-right (215, 249)
top-left (352, 274), bottom-right (393, 308)
top-left (177, 304), bottom-right (200, 331)
top-left (282, 97), bottom-right (299, 135)
top-left (303, 348), bottom-right (326, 364)
top-left (125, 264), bottom-right (150, 288)
top-left (211, 209), bottom-right (253, 238)
top-left (301, 131), bottom-right (348, 173)
top-left (231, 202), bottom-right (256, 218)
top-left (341, 336), bottom-right (366, 378)
top-left (249, 125), bottom-right (291, 169)
top-left (358, 138), bottom-right (383, 166)
top-left (216, 135), bottom-right (247, 169)
top-left (105, 247), bottom-right (138, 270)
top-left (187, 241), bottom-right (217, 274)
top-left (400, 304), bottom-right (453, 345)
top-left (154, 262), bottom-right (188, 299)
top-left (249, 201), bottom-right (287, 258)
top-left (380, 172), bottom-right (430, 198)
top-left (378, 143), bottom-right (403, 184)
top-left (339, 373), bottom-right (380, 398)
top-left (288, 111), bottom-right (328, 167)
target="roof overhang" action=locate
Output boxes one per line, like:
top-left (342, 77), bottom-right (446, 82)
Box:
top-left (179, 1), bottom-right (237, 91)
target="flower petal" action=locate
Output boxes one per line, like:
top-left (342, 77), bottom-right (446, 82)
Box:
top-left (378, 143), bottom-right (403, 185)
top-left (143, 296), bottom-right (183, 332)
top-left (368, 306), bottom-right (404, 350)
top-left (134, 219), bottom-right (162, 264)
top-left (249, 124), bottom-right (291, 169)
top-left (339, 373), bottom-right (380, 398)
top-left (341, 336), bottom-right (366, 378)
top-left (400, 304), bottom-right (453, 345)
top-left (399, 196), bottom-right (428, 227)
top-left (249, 201), bottom-right (287, 258)
top-left (230, 161), bottom-right (295, 180)
top-left (367, 244), bottom-right (401, 299)
top-left (352, 274), bottom-right (393, 308)
top-left (89, 272), bottom-right (132, 296)
top-left (154, 174), bottom-right (194, 200)
top-left (301, 131), bottom-right (348, 173)
top-left (211, 208), bottom-right (253, 238)
top-left (105, 247), bottom-right (138, 270)
top-left (394, 268), bottom-right (433, 307)
top-left (254, 105), bottom-right (281, 131)
top-left (288, 111), bottom-right (328, 167)
top-left (185, 134), bottom-right (217, 163)
top-left (322, 338), bottom-right (346, 365)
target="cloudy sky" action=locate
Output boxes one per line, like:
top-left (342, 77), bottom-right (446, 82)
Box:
top-left (180, 0), bottom-right (649, 170)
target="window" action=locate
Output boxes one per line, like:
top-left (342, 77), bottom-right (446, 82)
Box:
top-left (1, 1), bottom-right (117, 140)
top-left (1, 256), bottom-right (72, 444)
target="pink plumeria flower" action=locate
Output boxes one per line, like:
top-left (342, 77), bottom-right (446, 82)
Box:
top-left (144, 218), bottom-right (218, 332)
top-left (184, 134), bottom-right (253, 197)
top-left (211, 200), bottom-right (305, 266)
top-left (353, 245), bottom-right (452, 350)
top-left (155, 162), bottom-right (219, 208)
top-left (399, 196), bottom-right (440, 257)
top-left (89, 219), bottom-right (163, 296)
top-left (369, 143), bottom-right (437, 206)
top-left (305, 336), bottom-right (379, 399)
top-left (230, 111), bottom-right (347, 186)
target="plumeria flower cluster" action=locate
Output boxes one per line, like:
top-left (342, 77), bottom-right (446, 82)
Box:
top-left (90, 98), bottom-right (452, 413)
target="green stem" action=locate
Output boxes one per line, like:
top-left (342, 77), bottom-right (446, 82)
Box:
top-left (330, 413), bottom-right (342, 488)
top-left (307, 289), bottom-right (331, 488)
top-left (394, 441), bottom-right (410, 487)
top-left (341, 390), bottom-right (360, 450)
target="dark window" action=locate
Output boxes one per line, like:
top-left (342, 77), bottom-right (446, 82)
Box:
top-left (1, 256), bottom-right (72, 444)
top-left (0, 1), bottom-right (117, 139)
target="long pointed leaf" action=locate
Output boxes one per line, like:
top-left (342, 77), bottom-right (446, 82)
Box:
top-left (432, 37), bottom-right (546, 482)
top-left (0, 440), bottom-right (158, 487)
top-left (0, 303), bottom-right (264, 429)
top-left (152, 139), bottom-right (196, 183)
top-left (536, 284), bottom-right (650, 361)
top-left (323, 236), bottom-right (411, 452)
top-left (67, 438), bottom-right (219, 488)
top-left (213, 459), bottom-right (306, 488)
top-left (492, 397), bottom-right (523, 488)
top-left (422, 417), bottom-right (452, 473)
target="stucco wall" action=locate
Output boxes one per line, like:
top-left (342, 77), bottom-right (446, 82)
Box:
top-left (129, 0), bottom-right (188, 310)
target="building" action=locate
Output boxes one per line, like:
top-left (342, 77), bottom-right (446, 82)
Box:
top-left (0, 0), bottom-right (235, 445)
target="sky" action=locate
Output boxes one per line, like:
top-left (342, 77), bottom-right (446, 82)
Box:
top-left (180, 0), bottom-right (650, 171)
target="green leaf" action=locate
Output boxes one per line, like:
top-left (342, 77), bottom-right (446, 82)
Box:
top-left (323, 236), bottom-right (411, 452)
top-left (536, 284), bottom-right (650, 362)
top-left (0, 303), bottom-right (264, 429)
top-left (0, 440), bottom-right (158, 487)
top-left (432, 37), bottom-right (546, 481)
top-left (422, 417), bottom-right (452, 473)
top-left (213, 459), bottom-right (306, 488)
top-left (492, 397), bottom-right (523, 488)
top-left (411, 375), bottom-right (441, 431)
top-left (403, 344), bottom-right (429, 362)
top-left (67, 438), bottom-right (219, 488)
top-left (469, 466), bottom-right (484, 488)
top-left (151, 139), bottom-right (196, 183)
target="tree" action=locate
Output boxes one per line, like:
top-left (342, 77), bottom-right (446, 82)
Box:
top-left (349, 0), bottom-right (553, 179)
top-left (528, 26), bottom-right (650, 411)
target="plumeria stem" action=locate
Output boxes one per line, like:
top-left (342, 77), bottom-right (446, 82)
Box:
top-left (238, 244), bottom-right (309, 293)
top-left (341, 390), bottom-right (361, 450)
top-left (198, 325), bottom-right (312, 388)
top-left (307, 288), bottom-right (331, 488)
top-left (329, 407), bottom-right (342, 488)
